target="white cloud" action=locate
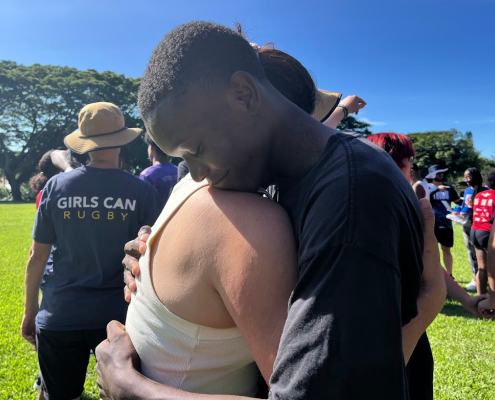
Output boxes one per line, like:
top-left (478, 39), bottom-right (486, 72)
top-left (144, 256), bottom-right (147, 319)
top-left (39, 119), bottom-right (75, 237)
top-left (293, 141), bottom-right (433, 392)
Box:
top-left (453, 118), bottom-right (495, 124)
top-left (359, 117), bottom-right (388, 127)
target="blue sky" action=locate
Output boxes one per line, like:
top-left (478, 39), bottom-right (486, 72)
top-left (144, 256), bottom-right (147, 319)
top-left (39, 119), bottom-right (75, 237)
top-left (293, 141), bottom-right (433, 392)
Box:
top-left (1, 0), bottom-right (494, 157)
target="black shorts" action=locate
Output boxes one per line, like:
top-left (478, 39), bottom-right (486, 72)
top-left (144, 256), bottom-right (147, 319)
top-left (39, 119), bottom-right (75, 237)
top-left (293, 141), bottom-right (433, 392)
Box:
top-left (470, 229), bottom-right (490, 251)
top-left (36, 327), bottom-right (107, 400)
top-left (434, 226), bottom-right (454, 248)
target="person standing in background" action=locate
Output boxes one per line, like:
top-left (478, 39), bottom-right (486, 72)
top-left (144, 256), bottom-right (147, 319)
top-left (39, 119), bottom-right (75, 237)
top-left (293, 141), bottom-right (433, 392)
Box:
top-left (21, 102), bottom-right (160, 400)
top-left (471, 170), bottom-right (495, 295)
top-left (140, 132), bottom-right (178, 207)
top-left (426, 164), bottom-right (463, 277)
top-left (461, 168), bottom-right (488, 291)
top-left (411, 163), bottom-right (430, 200)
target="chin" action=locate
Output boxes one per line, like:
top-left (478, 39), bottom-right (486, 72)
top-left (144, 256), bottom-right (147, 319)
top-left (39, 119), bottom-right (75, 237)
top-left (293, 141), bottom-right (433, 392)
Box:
top-left (213, 178), bottom-right (259, 193)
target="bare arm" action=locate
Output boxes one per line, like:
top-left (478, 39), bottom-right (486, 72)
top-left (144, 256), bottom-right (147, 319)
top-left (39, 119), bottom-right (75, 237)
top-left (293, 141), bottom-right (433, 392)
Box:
top-left (213, 202), bottom-right (298, 382)
top-left (402, 199), bottom-right (446, 363)
top-left (21, 241), bottom-right (52, 346)
top-left (412, 182), bottom-right (426, 200)
top-left (50, 149), bottom-right (72, 172)
top-left (98, 200), bottom-right (298, 399)
top-left (322, 95), bottom-right (366, 129)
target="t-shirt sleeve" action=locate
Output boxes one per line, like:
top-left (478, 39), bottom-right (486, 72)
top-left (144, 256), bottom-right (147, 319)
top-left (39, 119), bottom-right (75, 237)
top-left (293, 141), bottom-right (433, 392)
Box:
top-left (32, 185), bottom-right (56, 245)
top-left (269, 243), bottom-right (407, 400)
top-left (35, 190), bottom-right (43, 210)
top-left (140, 186), bottom-right (161, 226)
top-left (139, 172), bottom-right (152, 184)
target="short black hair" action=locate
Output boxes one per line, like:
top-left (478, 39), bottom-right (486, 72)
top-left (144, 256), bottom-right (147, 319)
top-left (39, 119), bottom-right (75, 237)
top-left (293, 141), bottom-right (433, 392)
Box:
top-left (144, 132), bottom-right (170, 162)
top-left (144, 132), bottom-right (165, 154)
top-left (139, 21), bottom-right (266, 120)
top-left (486, 169), bottom-right (495, 190)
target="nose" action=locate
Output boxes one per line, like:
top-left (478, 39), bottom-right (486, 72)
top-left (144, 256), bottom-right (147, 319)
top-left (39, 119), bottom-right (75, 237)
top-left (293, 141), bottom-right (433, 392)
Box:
top-left (188, 160), bottom-right (211, 182)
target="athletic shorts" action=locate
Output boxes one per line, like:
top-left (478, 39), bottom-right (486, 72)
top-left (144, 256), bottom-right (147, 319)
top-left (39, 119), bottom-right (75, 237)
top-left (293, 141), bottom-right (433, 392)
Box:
top-left (434, 226), bottom-right (454, 248)
top-left (470, 229), bottom-right (491, 251)
top-left (36, 327), bottom-right (107, 400)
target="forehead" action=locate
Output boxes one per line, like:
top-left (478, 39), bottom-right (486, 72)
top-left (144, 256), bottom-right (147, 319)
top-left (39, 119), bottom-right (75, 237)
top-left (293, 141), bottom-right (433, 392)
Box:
top-left (146, 90), bottom-right (216, 156)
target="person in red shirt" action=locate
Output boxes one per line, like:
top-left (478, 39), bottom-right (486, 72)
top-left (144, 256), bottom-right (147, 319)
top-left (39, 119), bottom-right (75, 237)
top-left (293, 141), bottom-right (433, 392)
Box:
top-left (471, 170), bottom-right (495, 294)
top-left (30, 150), bottom-right (63, 209)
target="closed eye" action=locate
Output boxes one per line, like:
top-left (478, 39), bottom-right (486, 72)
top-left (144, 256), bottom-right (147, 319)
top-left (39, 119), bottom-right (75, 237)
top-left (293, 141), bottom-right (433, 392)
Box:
top-left (193, 143), bottom-right (203, 158)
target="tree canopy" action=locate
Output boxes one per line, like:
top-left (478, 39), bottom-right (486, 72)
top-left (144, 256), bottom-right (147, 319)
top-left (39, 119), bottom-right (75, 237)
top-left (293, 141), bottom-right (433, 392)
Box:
top-left (337, 115), bottom-right (372, 136)
top-left (1, 61), bottom-right (493, 200)
top-left (408, 129), bottom-right (493, 183)
top-left (0, 61), bottom-right (145, 200)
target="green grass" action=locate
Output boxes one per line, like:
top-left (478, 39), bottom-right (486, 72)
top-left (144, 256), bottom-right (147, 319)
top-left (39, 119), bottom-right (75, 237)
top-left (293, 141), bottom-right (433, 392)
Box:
top-left (0, 204), bottom-right (494, 399)
top-left (0, 204), bottom-right (98, 400)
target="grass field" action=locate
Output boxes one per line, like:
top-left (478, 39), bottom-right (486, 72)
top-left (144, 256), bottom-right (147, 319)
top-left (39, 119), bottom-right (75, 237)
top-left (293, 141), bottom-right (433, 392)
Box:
top-left (1, 203), bottom-right (494, 399)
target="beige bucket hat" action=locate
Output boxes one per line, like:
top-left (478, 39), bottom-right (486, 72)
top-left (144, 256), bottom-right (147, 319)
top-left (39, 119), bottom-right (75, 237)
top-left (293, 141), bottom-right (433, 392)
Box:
top-left (64, 102), bottom-right (142, 154)
top-left (312, 90), bottom-right (343, 122)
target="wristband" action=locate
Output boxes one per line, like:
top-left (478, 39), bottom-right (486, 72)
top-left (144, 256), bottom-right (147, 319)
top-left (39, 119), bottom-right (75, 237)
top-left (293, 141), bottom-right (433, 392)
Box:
top-left (337, 104), bottom-right (349, 118)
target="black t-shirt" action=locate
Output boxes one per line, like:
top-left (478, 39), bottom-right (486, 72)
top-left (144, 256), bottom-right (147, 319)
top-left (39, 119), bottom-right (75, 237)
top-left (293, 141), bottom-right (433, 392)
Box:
top-left (268, 132), bottom-right (431, 400)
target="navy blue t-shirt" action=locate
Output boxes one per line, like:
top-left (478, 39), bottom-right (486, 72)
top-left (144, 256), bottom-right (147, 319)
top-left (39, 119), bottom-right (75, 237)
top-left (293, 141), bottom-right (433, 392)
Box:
top-left (33, 166), bottom-right (160, 331)
top-left (430, 185), bottom-right (460, 229)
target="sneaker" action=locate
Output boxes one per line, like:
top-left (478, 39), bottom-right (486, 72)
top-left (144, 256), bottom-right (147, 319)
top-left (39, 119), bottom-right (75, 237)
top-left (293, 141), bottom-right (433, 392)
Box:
top-left (33, 375), bottom-right (42, 391)
top-left (466, 280), bottom-right (477, 292)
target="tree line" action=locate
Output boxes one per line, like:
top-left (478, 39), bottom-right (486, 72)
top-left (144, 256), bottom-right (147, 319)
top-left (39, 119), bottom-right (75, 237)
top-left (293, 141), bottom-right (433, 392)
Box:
top-left (0, 61), bottom-right (493, 201)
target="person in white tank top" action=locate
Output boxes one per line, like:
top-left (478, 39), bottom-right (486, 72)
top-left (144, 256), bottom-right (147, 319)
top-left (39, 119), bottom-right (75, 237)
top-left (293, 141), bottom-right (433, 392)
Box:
top-left (123, 174), bottom-right (298, 396)
top-left (411, 163), bottom-right (431, 200)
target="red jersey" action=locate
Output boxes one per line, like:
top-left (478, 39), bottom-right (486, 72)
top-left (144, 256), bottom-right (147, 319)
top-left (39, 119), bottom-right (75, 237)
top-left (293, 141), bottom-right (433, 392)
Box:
top-left (472, 189), bottom-right (495, 232)
top-left (36, 190), bottom-right (43, 210)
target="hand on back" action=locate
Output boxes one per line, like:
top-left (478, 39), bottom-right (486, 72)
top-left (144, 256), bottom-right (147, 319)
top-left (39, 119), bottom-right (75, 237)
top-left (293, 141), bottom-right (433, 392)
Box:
top-left (123, 226), bottom-right (152, 302)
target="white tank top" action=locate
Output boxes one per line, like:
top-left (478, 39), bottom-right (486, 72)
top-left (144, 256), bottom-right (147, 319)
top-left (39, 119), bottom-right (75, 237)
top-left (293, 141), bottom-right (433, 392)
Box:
top-left (416, 180), bottom-right (430, 199)
top-left (126, 175), bottom-right (260, 396)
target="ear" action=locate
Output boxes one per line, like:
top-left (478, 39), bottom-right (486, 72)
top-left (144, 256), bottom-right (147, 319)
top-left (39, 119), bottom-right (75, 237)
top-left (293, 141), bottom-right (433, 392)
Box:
top-left (227, 71), bottom-right (262, 116)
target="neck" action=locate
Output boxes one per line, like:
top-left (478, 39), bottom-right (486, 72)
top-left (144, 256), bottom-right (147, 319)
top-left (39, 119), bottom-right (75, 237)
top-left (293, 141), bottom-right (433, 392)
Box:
top-left (87, 159), bottom-right (120, 169)
top-left (87, 149), bottom-right (120, 169)
top-left (262, 95), bottom-right (335, 184)
top-left (152, 159), bottom-right (162, 166)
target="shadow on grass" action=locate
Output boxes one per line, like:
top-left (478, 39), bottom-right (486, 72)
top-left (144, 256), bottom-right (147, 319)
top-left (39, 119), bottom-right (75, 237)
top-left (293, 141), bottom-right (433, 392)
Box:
top-left (440, 301), bottom-right (479, 320)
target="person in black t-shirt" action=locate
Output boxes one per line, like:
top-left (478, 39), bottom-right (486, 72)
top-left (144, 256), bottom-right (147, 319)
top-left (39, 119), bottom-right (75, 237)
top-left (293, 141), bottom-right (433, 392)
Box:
top-left (96, 22), bottom-right (445, 400)
top-left (426, 165), bottom-right (463, 276)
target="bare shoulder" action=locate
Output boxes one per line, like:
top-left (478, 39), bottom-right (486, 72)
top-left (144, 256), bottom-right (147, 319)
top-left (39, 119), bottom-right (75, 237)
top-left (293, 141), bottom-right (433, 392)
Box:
top-left (204, 186), bottom-right (294, 242)
top-left (183, 186), bottom-right (296, 267)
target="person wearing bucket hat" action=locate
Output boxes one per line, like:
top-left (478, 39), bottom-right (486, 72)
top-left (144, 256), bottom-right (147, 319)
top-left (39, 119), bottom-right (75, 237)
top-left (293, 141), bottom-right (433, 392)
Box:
top-left (64, 102), bottom-right (142, 154)
top-left (427, 164), bottom-right (463, 276)
top-left (21, 102), bottom-right (161, 400)
top-left (96, 22), bottom-right (434, 400)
